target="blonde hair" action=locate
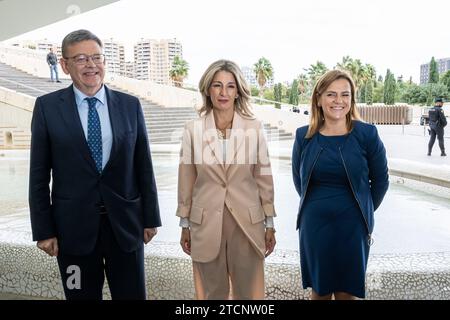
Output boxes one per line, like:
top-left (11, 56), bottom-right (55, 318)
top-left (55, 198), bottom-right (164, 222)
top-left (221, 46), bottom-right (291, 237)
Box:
top-left (306, 69), bottom-right (362, 138)
top-left (198, 59), bottom-right (253, 118)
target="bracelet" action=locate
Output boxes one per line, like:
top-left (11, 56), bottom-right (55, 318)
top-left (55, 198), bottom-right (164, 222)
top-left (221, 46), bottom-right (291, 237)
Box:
top-left (266, 227), bottom-right (276, 233)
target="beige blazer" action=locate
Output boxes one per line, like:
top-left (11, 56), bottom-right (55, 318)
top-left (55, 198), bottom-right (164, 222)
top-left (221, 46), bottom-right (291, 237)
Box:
top-left (176, 111), bottom-right (276, 263)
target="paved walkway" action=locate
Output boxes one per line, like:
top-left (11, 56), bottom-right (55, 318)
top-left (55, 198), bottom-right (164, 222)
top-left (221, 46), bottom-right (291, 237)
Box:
top-left (1, 124), bottom-right (449, 181)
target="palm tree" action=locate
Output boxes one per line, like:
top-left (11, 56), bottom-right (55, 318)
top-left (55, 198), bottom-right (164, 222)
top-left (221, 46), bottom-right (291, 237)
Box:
top-left (365, 64), bottom-right (376, 82)
top-left (336, 57), bottom-right (374, 101)
top-left (169, 56), bottom-right (189, 87)
top-left (297, 74), bottom-right (308, 95)
top-left (305, 61), bottom-right (328, 88)
top-left (253, 57), bottom-right (274, 97)
top-left (336, 55), bottom-right (352, 71)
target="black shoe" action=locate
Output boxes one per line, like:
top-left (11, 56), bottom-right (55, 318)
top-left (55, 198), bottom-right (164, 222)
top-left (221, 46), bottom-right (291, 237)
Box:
top-left (442, 152), bottom-right (447, 156)
top-left (427, 152), bottom-right (431, 156)
top-left (56, 80), bottom-right (61, 83)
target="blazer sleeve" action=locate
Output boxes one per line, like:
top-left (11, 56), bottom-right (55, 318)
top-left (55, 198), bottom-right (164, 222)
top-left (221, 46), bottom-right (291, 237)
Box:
top-left (292, 127), bottom-right (304, 196)
top-left (176, 122), bottom-right (197, 218)
top-left (29, 97), bottom-right (56, 241)
top-left (134, 98), bottom-right (162, 228)
top-left (252, 121), bottom-right (276, 217)
top-left (366, 125), bottom-right (389, 211)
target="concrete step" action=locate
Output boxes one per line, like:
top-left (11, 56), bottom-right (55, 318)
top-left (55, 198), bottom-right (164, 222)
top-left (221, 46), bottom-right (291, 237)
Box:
top-left (144, 112), bottom-right (196, 119)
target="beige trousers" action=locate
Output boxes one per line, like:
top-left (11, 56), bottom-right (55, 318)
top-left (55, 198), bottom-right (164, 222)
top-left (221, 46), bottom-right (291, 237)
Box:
top-left (192, 205), bottom-right (265, 300)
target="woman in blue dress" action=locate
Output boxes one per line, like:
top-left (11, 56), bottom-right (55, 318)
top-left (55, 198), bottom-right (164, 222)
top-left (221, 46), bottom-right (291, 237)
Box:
top-left (292, 70), bottom-right (389, 300)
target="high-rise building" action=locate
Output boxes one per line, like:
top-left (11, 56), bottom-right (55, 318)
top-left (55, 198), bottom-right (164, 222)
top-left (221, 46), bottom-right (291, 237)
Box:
top-left (103, 39), bottom-right (125, 75)
top-left (420, 57), bottom-right (450, 84)
top-left (134, 38), bottom-right (182, 84)
top-left (242, 65), bottom-right (274, 88)
top-left (124, 61), bottom-right (135, 79)
top-left (242, 66), bottom-right (257, 87)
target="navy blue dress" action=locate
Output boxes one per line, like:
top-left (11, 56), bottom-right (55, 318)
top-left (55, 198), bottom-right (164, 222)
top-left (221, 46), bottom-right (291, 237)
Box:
top-left (299, 133), bottom-right (369, 298)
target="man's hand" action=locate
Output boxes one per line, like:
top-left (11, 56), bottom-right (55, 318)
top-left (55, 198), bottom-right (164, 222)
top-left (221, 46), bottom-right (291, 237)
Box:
top-left (144, 228), bottom-right (157, 244)
top-left (265, 228), bottom-right (276, 257)
top-left (180, 228), bottom-right (191, 255)
top-left (37, 237), bottom-right (59, 257)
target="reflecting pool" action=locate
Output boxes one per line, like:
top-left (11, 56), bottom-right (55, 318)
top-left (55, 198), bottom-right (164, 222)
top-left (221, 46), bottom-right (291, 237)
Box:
top-left (1, 154), bottom-right (450, 254)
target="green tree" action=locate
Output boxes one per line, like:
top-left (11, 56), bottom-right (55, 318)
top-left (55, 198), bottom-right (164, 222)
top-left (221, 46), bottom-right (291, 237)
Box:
top-left (365, 80), bottom-right (373, 105)
top-left (396, 80), bottom-right (414, 103)
top-left (440, 70), bottom-right (450, 93)
top-left (429, 57), bottom-right (439, 84)
top-left (359, 83), bottom-right (366, 103)
top-left (273, 83), bottom-right (282, 108)
top-left (365, 64), bottom-right (377, 82)
top-left (373, 85), bottom-right (384, 103)
top-left (289, 79), bottom-right (299, 105)
top-left (169, 55), bottom-right (189, 87)
top-left (263, 89), bottom-right (275, 101)
top-left (402, 84), bottom-right (425, 104)
top-left (425, 83), bottom-right (448, 105)
top-left (253, 57), bottom-right (274, 97)
top-left (250, 86), bottom-right (260, 97)
top-left (383, 69), bottom-right (396, 105)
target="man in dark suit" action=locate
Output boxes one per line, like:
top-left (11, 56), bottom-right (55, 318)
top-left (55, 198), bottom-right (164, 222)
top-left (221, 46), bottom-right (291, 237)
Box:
top-left (29, 29), bottom-right (161, 300)
top-left (428, 97), bottom-right (447, 156)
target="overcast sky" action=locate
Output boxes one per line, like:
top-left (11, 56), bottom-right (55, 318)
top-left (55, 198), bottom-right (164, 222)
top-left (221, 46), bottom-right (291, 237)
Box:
top-left (5, 0), bottom-right (450, 85)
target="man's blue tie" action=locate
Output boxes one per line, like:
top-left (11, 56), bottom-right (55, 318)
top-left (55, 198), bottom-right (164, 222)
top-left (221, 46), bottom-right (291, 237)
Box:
top-left (86, 97), bottom-right (102, 173)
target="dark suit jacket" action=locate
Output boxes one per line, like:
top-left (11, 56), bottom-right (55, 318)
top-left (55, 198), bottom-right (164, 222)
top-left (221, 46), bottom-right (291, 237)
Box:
top-left (29, 84), bottom-right (161, 255)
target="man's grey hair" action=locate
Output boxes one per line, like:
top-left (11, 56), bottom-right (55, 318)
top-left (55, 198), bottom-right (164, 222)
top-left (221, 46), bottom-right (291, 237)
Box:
top-left (61, 29), bottom-right (103, 58)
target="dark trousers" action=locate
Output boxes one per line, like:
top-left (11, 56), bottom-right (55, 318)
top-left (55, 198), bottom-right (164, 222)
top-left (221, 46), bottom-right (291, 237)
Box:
top-left (428, 126), bottom-right (445, 153)
top-left (56, 215), bottom-right (146, 300)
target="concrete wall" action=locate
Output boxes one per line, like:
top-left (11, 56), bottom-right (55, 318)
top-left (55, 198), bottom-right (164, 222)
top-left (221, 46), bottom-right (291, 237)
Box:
top-left (0, 44), bottom-right (70, 80)
top-left (104, 73), bottom-right (202, 109)
top-left (252, 105), bottom-right (309, 135)
top-left (0, 87), bottom-right (34, 148)
top-left (0, 87), bottom-right (34, 126)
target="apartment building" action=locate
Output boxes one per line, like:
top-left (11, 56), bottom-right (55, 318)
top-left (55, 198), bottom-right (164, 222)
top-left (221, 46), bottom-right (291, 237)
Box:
top-left (420, 57), bottom-right (450, 84)
top-left (242, 65), bottom-right (274, 88)
top-left (103, 39), bottom-right (125, 75)
top-left (134, 38), bottom-right (182, 84)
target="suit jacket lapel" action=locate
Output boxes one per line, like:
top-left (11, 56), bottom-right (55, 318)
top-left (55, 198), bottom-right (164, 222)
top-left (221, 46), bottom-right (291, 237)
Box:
top-left (224, 112), bottom-right (246, 173)
top-left (102, 85), bottom-right (119, 172)
top-left (57, 85), bottom-right (98, 172)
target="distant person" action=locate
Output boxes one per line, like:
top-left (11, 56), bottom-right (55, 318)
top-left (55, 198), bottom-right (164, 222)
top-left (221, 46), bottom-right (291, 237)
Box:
top-left (46, 47), bottom-right (61, 83)
top-left (427, 97), bottom-right (447, 156)
top-left (292, 70), bottom-right (389, 300)
top-left (177, 59), bottom-right (276, 299)
top-left (29, 29), bottom-right (161, 300)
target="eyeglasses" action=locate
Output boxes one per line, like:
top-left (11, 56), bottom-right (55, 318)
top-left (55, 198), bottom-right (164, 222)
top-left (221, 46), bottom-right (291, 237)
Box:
top-left (64, 54), bottom-right (105, 65)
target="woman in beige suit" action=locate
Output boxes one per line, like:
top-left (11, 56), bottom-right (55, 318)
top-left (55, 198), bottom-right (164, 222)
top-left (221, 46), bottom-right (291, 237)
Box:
top-left (177, 59), bottom-right (276, 300)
